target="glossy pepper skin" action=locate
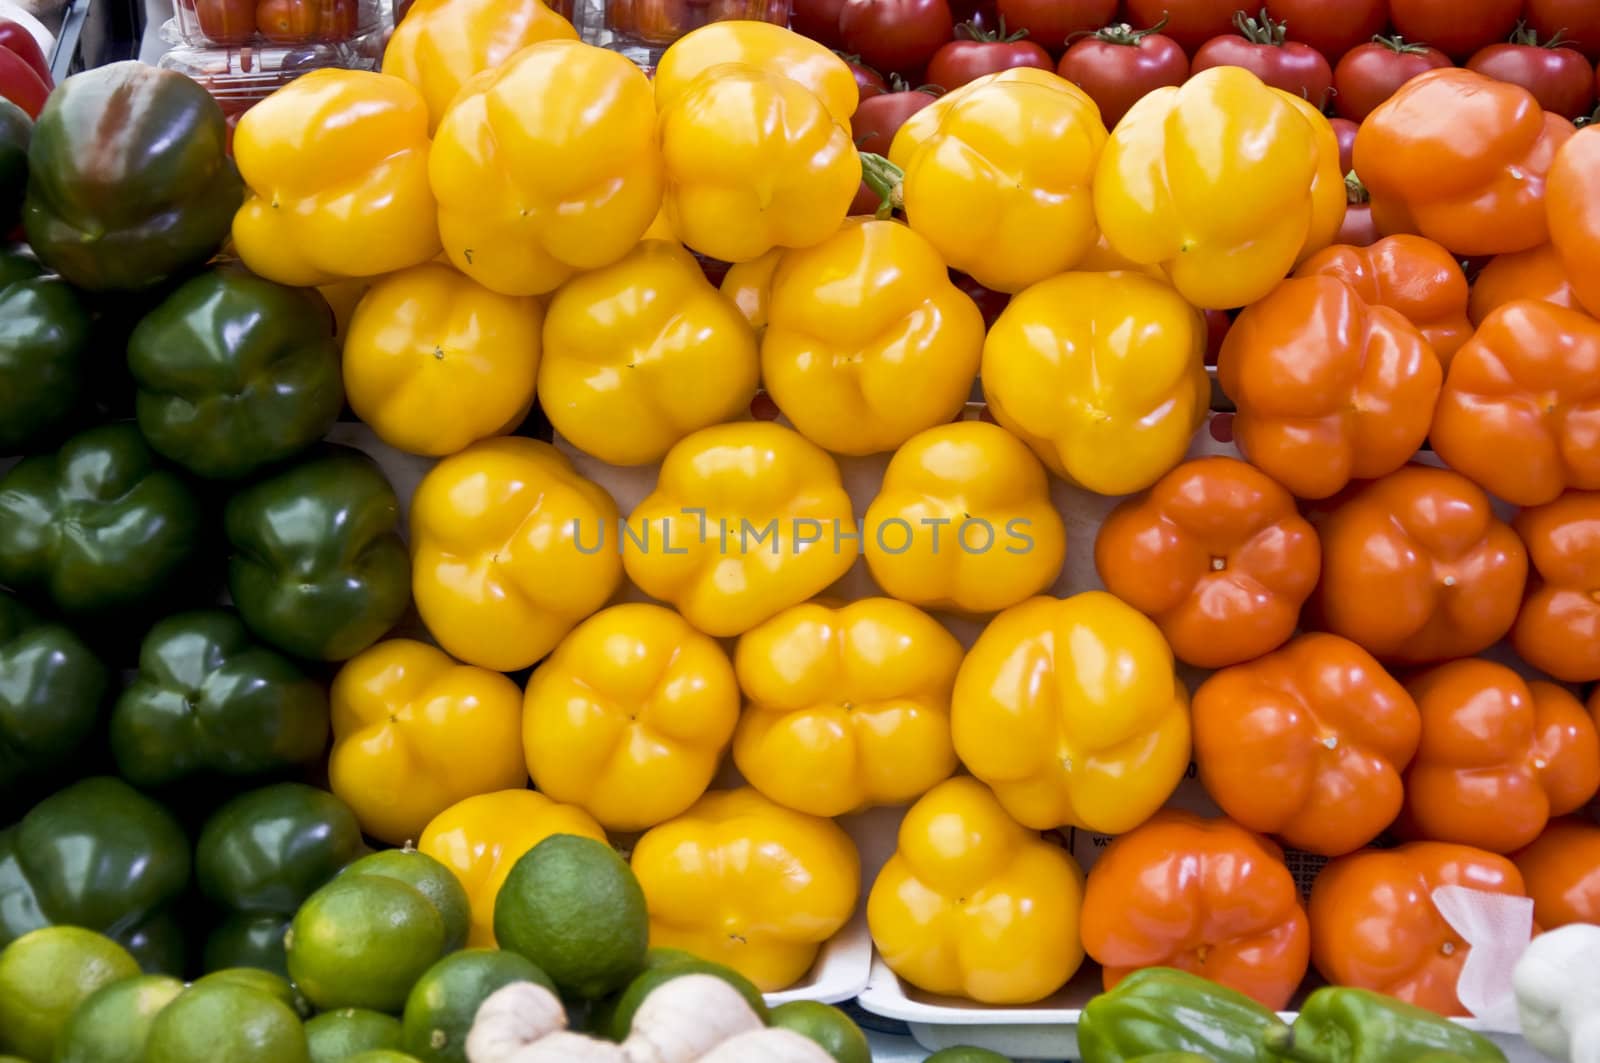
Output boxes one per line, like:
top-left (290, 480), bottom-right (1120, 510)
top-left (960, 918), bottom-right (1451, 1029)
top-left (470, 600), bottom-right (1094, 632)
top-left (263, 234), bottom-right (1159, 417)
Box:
top-left (233, 70), bottom-right (441, 287)
top-left (888, 68), bottom-right (1107, 294)
top-left (109, 610), bottom-right (328, 791)
top-left (0, 424), bottom-right (204, 620)
top-left (631, 787), bottom-right (860, 992)
top-left (1513, 817), bottom-right (1600, 928)
top-left (951, 592), bottom-right (1190, 835)
top-left (410, 437), bottom-right (622, 672)
top-left (981, 270), bottom-right (1209, 496)
top-left (1095, 457), bottom-right (1321, 669)
top-left (1469, 244), bottom-right (1578, 325)
top-left (195, 783), bottom-right (369, 974)
top-left (330, 639), bottom-right (527, 846)
top-left (1430, 299), bottom-right (1600, 508)
top-left (867, 777), bottom-right (1085, 1005)
top-left (1309, 842), bottom-right (1530, 1016)
top-left (864, 422), bottom-right (1067, 615)
top-left (1094, 67), bottom-right (1343, 310)
top-left (128, 267), bottom-right (344, 480)
top-left (1402, 659), bottom-right (1600, 854)
top-left (1355, 68), bottom-right (1573, 257)
top-left (0, 776), bottom-right (190, 974)
top-left (539, 240), bottom-right (758, 466)
top-left (654, 21), bottom-right (858, 129)
top-left (1267, 985), bottom-right (1510, 1063)
top-left (432, 40), bottom-right (661, 297)
top-left (1547, 125), bottom-right (1600, 317)
top-left (225, 446), bottom-right (412, 662)
top-left (1080, 810), bottom-right (1311, 1010)
top-left (24, 63), bottom-right (241, 292)
top-left (343, 262), bottom-right (542, 458)
top-left (761, 220), bottom-right (984, 456)
top-left (1076, 967), bottom-right (1291, 1063)
top-left (1512, 492), bottom-right (1600, 682)
top-left (0, 591), bottom-right (106, 803)
top-left (0, 256), bottom-right (89, 455)
top-left (733, 598), bottom-right (962, 818)
top-left (1294, 235), bottom-right (1473, 366)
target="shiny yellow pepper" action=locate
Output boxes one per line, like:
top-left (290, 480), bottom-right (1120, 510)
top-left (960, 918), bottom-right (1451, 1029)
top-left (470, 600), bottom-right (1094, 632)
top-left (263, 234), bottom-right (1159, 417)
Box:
top-left (631, 787), bottom-right (860, 991)
top-left (867, 777), bottom-right (1087, 1004)
top-left (522, 603), bottom-right (739, 833)
top-left (329, 639), bottom-right (527, 846)
top-left (233, 70), bottom-right (441, 287)
top-left (863, 421), bottom-right (1067, 615)
top-left (981, 270), bottom-right (1209, 496)
top-left (886, 68), bottom-right (1108, 294)
top-left (1093, 66), bottom-right (1345, 310)
top-left (654, 20), bottom-right (858, 129)
top-left (660, 62), bottom-right (859, 264)
top-left (343, 262), bottom-right (543, 457)
top-left (720, 248), bottom-right (782, 334)
top-left (430, 40), bottom-right (663, 297)
top-left (733, 598), bottom-right (962, 817)
top-left (410, 437), bottom-right (623, 672)
top-left (624, 423), bottom-right (858, 638)
top-left (418, 789), bottom-right (606, 948)
top-left (951, 592), bottom-right (1191, 835)
top-left (762, 220), bottom-right (985, 456)
top-left (539, 240), bottom-right (759, 466)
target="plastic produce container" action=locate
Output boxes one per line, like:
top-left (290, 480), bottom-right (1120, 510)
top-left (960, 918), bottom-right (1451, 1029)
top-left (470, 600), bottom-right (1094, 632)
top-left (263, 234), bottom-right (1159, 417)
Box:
top-left (602, 0), bottom-right (787, 67)
top-left (166, 0), bottom-right (389, 51)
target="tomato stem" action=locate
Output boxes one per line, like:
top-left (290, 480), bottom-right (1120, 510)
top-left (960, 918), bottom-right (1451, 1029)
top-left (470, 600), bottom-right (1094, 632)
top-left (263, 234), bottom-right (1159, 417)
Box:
top-left (859, 152), bottom-right (905, 220)
top-left (1345, 170), bottom-right (1369, 205)
top-left (955, 15), bottom-right (1030, 42)
top-left (1233, 7), bottom-right (1288, 46)
top-left (1078, 14), bottom-right (1168, 46)
top-left (1369, 33), bottom-right (1435, 54)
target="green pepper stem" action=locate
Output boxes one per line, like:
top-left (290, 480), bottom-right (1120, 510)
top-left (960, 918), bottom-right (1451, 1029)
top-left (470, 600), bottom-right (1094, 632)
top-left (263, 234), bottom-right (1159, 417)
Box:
top-left (859, 152), bottom-right (904, 220)
top-left (1345, 170), bottom-right (1369, 205)
top-left (1261, 1026), bottom-right (1329, 1063)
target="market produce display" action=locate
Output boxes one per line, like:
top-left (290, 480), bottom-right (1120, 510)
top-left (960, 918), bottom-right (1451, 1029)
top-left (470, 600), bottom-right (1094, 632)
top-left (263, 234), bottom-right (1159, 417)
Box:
top-left (7, 0), bottom-right (1600, 1059)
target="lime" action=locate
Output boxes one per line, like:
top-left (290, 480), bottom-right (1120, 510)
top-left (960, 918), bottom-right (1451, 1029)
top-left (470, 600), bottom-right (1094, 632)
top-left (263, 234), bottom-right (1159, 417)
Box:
top-left (195, 966), bottom-right (309, 1017)
top-left (606, 955), bottom-right (768, 1040)
top-left (288, 873), bottom-right (448, 1013)
top-left (344, 850), bottom-right (471, 953)
top-left (145, 982), bottom-right (309, 1063)
top-left (306, 1008), bottom-right (405, 1063)
top-left (0, 925), bottom-right (141, 1061)
top-left (54, 973), bottom-right (185, 1063)
top-left (493, 835), bottom-right (647, 1000)
top-left (345, 1053), bottom-right (423, 1063)
top-left (402, 949), bottom-right (554, 1063)
top-left (768, 1001), bottom-right (871, 1063)
top-left (925, 1049), bottom-right (1014, 1062)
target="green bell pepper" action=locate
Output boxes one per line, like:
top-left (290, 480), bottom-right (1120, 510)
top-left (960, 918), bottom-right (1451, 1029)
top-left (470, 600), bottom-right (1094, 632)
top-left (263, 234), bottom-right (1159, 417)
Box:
top-left (109, 609), bottom-right (330, 790)
top-left (1076, 968), bottom-right (1290, 1063)
top-left (23, 62), bottom-right (241, 292)
top-left (0, 775), bottom-right (191, 974)
top-left (225, 445), bottom-right (411, 662)
top-left (128, 267), bottom-right (345, 481)
top-left (196, 783), bottom-right (369, 975)
top-left (0, 423), bottom-right (204, 619)
top-left (0, 590), bottom-right (106, 802)
top-left (0, 98), bottom-right (26, 233)
top-left (1264, 986), bottom-right (1508, 1063)
top-left (0, 251), bottom-right (92, 454)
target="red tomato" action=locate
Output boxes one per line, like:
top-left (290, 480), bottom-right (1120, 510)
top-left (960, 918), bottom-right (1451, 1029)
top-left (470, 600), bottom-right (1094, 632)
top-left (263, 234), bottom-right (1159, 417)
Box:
top-left (840, 0), bottom-right (956, 75)
top-left (793, 0), bottom-right (848, 46)
top-left (1123, 0), bottom-right (1238, 53)
top-left (0, 18), bottom-right (53, 85)
top-left (1204, 308), bottom-right (1231, 366)
top-left (0, 48), bottom-right (47, 118)
top-left (952, 271), bottom-right (1011, 327)
top-left (1057, 22), bottom-right (1189, 128)
top-left (1263, 0), bottom-right (1388, 63)
top-left (1526, 0), bottom-right (1600, 61)
top-left (1330, 116), bottom-right (1358, 172)
top-left (993, 0), bottom-right (1113, 54)
top-left (1389, 0), bottom-right (1524, 61)
top-left (1191, 10), bottom-right (1333, 108)
top-left (1337, 200), bottom-right (1381, 246)
top-left (848, 84), bottom-right (942, 213)
top-left (927, 21), bottom-right (1053, 87)
top-left (1332, 34), bottom-right (1453, 120)
top-left (315, 0), bottom-right (357, 39)
top-left (1469, 32), bottom-right (1596, 119)
top-left (256, 0), bottom-right (319, 39)
top-left (842, 53), bottom-right (890, 97)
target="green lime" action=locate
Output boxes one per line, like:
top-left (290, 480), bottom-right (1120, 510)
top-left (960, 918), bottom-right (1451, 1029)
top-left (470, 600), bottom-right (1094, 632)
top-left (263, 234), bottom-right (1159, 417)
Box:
top-left (343, 850), bottom-right (470, 953)
top-left (402, 948), bottom-right (553, 1063)
top-left (606, 955), bottom-right (769, 1041)
top-left (0, 925), bottom-right (141, 1061)
top-left (195, 966), bottom-right (309, 1017)
top-left (925, 1049), bottom-right (1014, 1062)
top-left (54, 973), bottom-right (185, 1063)
top-left (345, 1053), bottom-right (422, 1063)
top-left (768, 1001), bottom-right (871, 1063)
top-left (288, 874), bottom-right (448, 1013)
top-left (145, 982), bottom-right (309, 1063)
top-left (493, 835), bottom-right (647, 1000)
top-left (306, 1008), bottom-right (405, 1063)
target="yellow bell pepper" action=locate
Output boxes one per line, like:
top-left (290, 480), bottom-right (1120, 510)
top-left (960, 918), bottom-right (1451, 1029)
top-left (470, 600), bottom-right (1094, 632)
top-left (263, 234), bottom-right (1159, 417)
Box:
top-left (539, 240), bottom-right (759, 466)
top-left (430, 40), bottom-right (663, 296)
top-left (732, 597), bottom-right (962, 817)
top-left (381, 0), bottom-right (577, 133)
top-left (623, 422), bottom-right (858, 638)
top-left (522, 603), bottom-right (740, 833)
top-left (343, 262), bottom-right (543, 457)
top-left (866, 777), bottom-right (1086, 1004)
top-left (1093, 66), bottom-right (1344, 310)
top-left (417, 789), bottom-right (607, 948)
top-left (318, 280), bottom-right (371, 348)
top-left (233, 70), bottom-right (441, 287)
top-left (862, 421), bottom-right (1067, 615)
top-left (660, 62), bottom-right (859, 264)
top-left (981, 270), bottom-right (1209, 496)
top-left (410, 437), bottom-right (623, 672)
top-left (720, 249), bottom-right (782, 333)
top-left (762, 220), bottom-right (985, 456)
top-left (630, 787), bottom-right (860, 991)
top-left (884, 68), bottom-right (1108, 294)
top-left (329, 639), bottom-right (527, 846)
top-left (951, 592), bottom-right (1191, 834)
top-left (655, 20), bottom-right (856, 130)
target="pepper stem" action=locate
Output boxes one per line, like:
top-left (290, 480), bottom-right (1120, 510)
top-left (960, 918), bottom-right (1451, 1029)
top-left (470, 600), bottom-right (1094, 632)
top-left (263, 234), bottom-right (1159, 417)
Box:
top-left (1345, 170), bottom-right (1369, 205)
top-left (859, 152), bottom-right (905, 220)
top-left (1260, 1027), bottom-right (1330, 1063)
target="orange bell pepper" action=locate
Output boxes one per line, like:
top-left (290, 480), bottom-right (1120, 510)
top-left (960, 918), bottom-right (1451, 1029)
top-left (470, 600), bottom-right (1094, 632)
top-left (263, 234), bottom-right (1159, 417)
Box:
top-left (1513, 816), bottom-right (1600, 928)
top-left (1512, 492), bottom-right (1600, 682)
top-left (1468, 244), bottom-right (1579, 325)
top-left (1546, 125), bottom-right (1600, 318)
top-left (1079, 809), bottom-right (1310, 1010)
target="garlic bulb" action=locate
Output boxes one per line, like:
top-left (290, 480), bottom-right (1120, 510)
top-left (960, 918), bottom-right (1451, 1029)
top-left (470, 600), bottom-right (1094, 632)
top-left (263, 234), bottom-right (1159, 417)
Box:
top-left (696, 1029), bottom-right (840, 1063)
top-left (620, 974), bottom-right (766, 1063)
top-left (512, 1032), bottom-right (631, 1063)
top-left (466, 981), bottom-right (568, 1063)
